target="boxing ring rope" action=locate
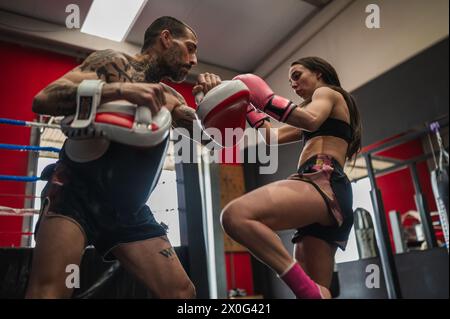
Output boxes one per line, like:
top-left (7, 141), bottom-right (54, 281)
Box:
top-left (0, 118), bottom-right (58, 245)
top-left (0, 175), bottom-right (41, 182)
top-left (0, 206), bottom-right (39, 217)
top-left (0, 143), bottom-right (61, 153)
top-left (0, 123), bottom-right (117, 299)
top-left (0, 117), bottom-right (60, 129)
top-left (0, 117), bottom-right (61, 220)
top-left (0, 203), bottom-right (176, 216)
top-left (0, 141), bottom-right (59, 183)
top-left (0, 193), bottom-right (40, 199)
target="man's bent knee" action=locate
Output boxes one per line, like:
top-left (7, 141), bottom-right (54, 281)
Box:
top-left (156, 279), bottom-right (196, 299)
top-left (25, 283), bottom-right (72, 299)
top-left (178, 281), bottom-right (196, 299)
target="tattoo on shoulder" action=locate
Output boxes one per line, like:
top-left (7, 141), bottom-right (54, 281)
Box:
top-left (80, 49), bottom-right (134, 83)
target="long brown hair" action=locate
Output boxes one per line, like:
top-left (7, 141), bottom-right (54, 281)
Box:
top-left (291, 57), bottom-right (362, 161)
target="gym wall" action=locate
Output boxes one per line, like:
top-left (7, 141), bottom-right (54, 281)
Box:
top-left (263, 0), bottom-right (449, 98)
top-left (262, 0), bottom-right (449, 145)
top-left (0, 42), bottom-right (78, 247)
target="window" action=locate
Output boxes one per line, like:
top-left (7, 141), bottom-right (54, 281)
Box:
top-left (335, 177), bottom-right (375, 263)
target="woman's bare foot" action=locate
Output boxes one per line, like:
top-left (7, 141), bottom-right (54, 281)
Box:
top-left (317, 284), bottom-right (332, 299)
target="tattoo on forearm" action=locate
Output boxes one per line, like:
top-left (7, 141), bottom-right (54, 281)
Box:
top-left (115, 84), bottom-right (122, 98)
top-left (159, 247), bottom-right (175, 258)
top-left (160, 82), bottom-right (186, 105)
top-left (40, 83), bottom-right (77, 115)
top-left (172, 105), bottom-right (196, 130)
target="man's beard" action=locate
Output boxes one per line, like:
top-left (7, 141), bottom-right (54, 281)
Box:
top-left (160, 46), bottom-right (191, 83)
top-left (142, 46), bottom-right (190, 83)
top-left (167, 63), bottom-right (189, 82)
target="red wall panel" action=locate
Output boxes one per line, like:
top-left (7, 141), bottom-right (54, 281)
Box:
top-left (374, 138), bottom-right (441, 248)
top-left (164, 82), bottom-right (196, 109)
top-left (225, 252), bottom-right (255, 296)
top-left (0, 42), bottom-right (77, 246)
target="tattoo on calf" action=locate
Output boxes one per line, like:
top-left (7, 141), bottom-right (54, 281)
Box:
top-left (159, 247), bottom-right (176, 258)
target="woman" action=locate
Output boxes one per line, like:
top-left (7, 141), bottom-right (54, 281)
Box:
top-left (221, 57), bottom-right (362, 299)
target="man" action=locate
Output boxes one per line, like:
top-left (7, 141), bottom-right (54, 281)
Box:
top-left (26, 16), bottom-right (220, 299)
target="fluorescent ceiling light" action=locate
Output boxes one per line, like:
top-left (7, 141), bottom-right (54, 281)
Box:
top-left (81, 0), bottom-right (146, 42)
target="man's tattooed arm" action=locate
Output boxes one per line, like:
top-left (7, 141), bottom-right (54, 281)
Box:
top-left (32, 49), bottom-right (135, 116)
top-left (159, 82), bottom-right (198, 132)
top-left (79, 49), bottom-right (134, 83)
top-left (32, 79), bottom-right (78, 115)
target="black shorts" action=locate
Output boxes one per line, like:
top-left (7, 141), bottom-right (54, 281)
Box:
top-left (288, 154), bottom-right (354, 250)
top-left (35, 138), bottom-right (169, 261)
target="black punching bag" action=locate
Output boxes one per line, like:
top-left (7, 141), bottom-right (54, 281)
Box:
top-left (354, 207), bottom-right (378, 258)
top-left (431, 165), bottom-right (449, 250)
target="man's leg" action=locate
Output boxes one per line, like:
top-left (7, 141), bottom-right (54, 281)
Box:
top-left (26, 215), bottom-right (86, 299)
top-left (112, 236), bottom-right (195, 299)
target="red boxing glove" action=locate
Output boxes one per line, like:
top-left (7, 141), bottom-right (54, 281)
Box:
top-left (234, 74), bottom-right (297, 122)
top-left (246, 104), bottom-right (269, 129)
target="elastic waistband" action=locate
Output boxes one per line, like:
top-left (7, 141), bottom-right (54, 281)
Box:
top-left (299, 154), bottom-right (342, 171)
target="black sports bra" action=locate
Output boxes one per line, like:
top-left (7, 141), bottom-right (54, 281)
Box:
top-left (303, 117), bottom-right (352, 143)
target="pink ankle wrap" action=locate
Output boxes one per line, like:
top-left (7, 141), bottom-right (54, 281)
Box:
top-left (280, 263), bottom-right (322, 299)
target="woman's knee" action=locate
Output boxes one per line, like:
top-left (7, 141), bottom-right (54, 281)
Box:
top-left (220, 200), bottom-right (249, 233)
